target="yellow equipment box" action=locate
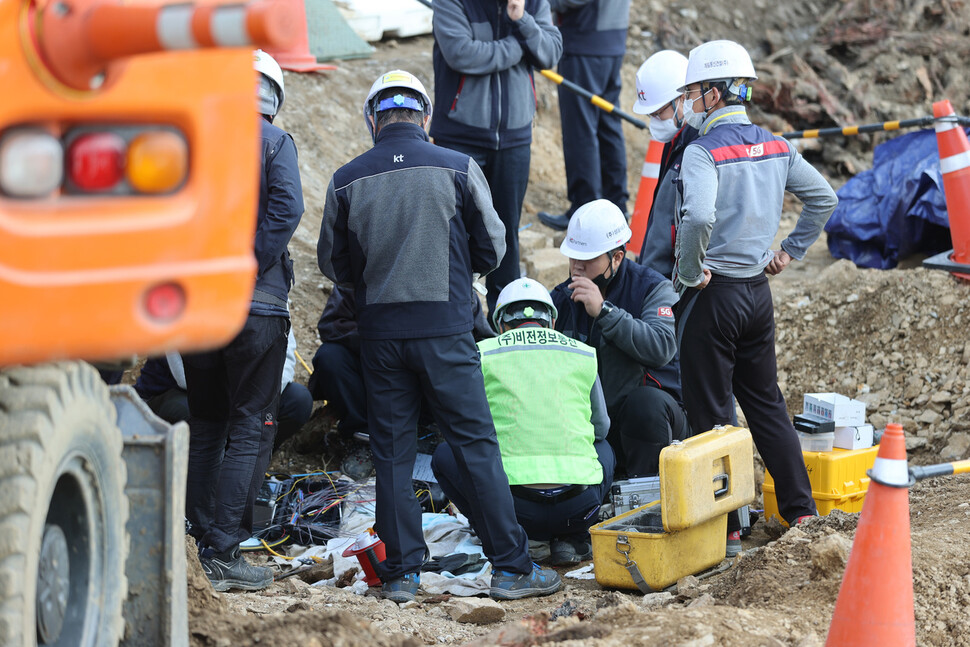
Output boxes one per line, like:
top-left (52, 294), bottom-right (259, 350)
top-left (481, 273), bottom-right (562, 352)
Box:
top-left (763, 445), bottom-right (879, 523)
top-left (590, 426), bottom-right (755, 592)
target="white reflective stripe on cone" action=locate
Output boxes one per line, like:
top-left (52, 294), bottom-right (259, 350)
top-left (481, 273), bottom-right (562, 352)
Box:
top-left (935, 119), bottom-right (959, 133)
top-left (641, 161), bottom-right (660, 179)
top-left (871, 457), bottom-right (910, 486)
top-left (211, 6), bottom-right (251, 47)
top-left (941, 150), bottom-right (970, 174)
top-left (157, 5), bottom-right (198, 50)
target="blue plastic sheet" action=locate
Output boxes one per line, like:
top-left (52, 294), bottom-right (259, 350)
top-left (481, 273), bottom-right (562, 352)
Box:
top-left (824, 128), bottom-right (967, 269)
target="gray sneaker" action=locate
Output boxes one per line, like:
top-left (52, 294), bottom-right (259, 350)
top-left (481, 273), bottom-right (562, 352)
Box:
top-left (549, 536), bottom-right (592, 566)
top-left (528, 540), bottom-right (551, 564)
top-left (199, 546), bottom-right (274, 592)
top-left (382, 572), bottom-right (420, 603)
top-left (490, 563), bottom-right (562, 600)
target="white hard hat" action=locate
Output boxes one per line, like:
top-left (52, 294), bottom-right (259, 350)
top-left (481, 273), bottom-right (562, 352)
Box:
top-left (560, 199), bottom-right (632, 261)
top-left (633, 50), bottom-right (689, 115)
top-left (680, 40), bottom-right (757, 91)
top-left (492, 277), bottom-right (557, 329)
top-left (253, 49), bottom-right (285, 115)
top-left (363, 70), bottom-right (433, 138)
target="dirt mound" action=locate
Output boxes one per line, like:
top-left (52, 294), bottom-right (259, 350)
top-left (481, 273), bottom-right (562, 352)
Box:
top-left (773, 261), bottom-right (970, 462)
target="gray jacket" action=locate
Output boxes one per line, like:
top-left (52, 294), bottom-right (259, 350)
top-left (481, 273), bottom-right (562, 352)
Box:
top-left (430, 0), bottom-right (562, 149)
top-left (675, 106), bottom-right (838, 289)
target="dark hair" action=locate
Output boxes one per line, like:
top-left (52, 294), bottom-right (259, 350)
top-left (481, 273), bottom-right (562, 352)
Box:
top-left (374, 88), bottom-right (425, 130)
top-left (704, 79), bottom-right (749, 106)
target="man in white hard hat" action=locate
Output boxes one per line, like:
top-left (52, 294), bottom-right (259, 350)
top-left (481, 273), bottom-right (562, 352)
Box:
top-left (631, 50), bottom-right (697, 279)
top-left (538, 0), bottom-right (632, 232)
top-left (318, 70), bottom-right (561, 603)
top-left (186, 49), bottom-right (304, 592)
top-left (551, 199), bottom-right (689, 479)
top-left (432, 277), bottom-right (615, 566)
top-left (431, 0), bottom-right (562, 316)
top-left (674, 39), bottom-right (837, 555)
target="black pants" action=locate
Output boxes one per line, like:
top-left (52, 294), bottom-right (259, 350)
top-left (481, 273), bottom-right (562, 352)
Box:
top-left (146, 381), bottom-right (312, 452)
top-left (558, 53), bottom-right (628, 216)
top-left (676, 273), bottom-right (817, 529)
top-left (361, 333), bottom-right (532, 580)
top-left (183, 314), bottom-right (288, 552)
top-left (610, 385), bottom-right (690, 477)
top-left (442, 142), bottom-right (531, 314)
top-left (433, 438), bottom-right (615, 542)
top-left (309, 341), bottom-right (368, 436)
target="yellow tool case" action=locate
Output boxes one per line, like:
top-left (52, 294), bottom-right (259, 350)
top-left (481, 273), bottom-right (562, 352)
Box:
top-left (763, 445), bottom-right (879, 522)
top-left (590, 425), bottom-right (755, 592)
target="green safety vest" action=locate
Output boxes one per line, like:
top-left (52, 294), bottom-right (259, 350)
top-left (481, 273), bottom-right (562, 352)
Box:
top-left (478, 327), bottom-right (602, 486)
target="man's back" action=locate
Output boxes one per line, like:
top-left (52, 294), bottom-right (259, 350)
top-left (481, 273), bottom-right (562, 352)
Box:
top-left (479, 328), bottom-right (602, 486)
top-left (319, 122), bottom-right (506, 340)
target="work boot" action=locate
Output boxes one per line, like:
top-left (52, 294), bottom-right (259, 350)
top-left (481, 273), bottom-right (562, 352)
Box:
top-left (382, 572), bottom-right (420, 603)
top-left (528, 539), bottom-right (551, 564)
top-left (725, 530), bottom-right (742, 558)
top-left (341, 444), bottom-right (374, 481)
top-left (199, 545), bottom-right (274, 592)
top-left (549, 536), bottom-right (593, 566)
top-left (538, 211), bottom-right (570, 231)
top-left (490, 563), bottom-right (562, 600)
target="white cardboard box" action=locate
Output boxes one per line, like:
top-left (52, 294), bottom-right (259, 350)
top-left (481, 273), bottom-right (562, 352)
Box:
top-left (833, 424), bottom-right (874, 450)
top-left (803, 393), bottom-right (867, 427)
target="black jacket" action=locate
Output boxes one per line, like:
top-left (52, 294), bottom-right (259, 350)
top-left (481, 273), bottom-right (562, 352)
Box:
top-left (253, 118), bottom-right (304, 316)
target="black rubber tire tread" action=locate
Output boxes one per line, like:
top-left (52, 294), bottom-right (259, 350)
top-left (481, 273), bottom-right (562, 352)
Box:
top-left (0, 362), bottom-right (129, 647)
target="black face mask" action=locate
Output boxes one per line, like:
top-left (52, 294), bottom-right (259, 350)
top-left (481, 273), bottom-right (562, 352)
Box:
top-left (591, 253), bottom-right (617, 292)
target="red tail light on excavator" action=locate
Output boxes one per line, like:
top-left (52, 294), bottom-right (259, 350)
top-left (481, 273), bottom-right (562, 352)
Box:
top-left (67, 131), bottom-right (126, 192)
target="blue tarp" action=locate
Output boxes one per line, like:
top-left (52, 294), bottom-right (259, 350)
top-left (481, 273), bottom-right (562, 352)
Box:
top-left (824, 128), bottom-right (968, 269)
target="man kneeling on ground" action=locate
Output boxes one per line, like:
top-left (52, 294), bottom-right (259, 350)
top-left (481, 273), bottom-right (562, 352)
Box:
top-left (433, 278), bottom-right (615, 566)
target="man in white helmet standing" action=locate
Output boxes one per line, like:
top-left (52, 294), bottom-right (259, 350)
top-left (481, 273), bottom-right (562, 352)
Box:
top-left (551, 199), bottom-right (689, 480)
top-left (631, 50), bottom-right (697, 279)
top-left (318, 71), bottom-right (562, 603)
top-left (432, 277), bottom-right (615, 566)
top-left (674, 40), bottom-right (837, 556)
top-left (186, 49), bottom-right (304, 591)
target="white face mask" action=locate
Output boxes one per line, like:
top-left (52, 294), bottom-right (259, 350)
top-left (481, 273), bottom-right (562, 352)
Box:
top-left (682, 88), bottom-right (713, 130)
top-left (648, 116), bottom-right (680, 143)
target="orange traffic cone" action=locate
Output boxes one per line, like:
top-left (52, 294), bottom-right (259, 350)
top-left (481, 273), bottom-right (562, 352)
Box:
top-left (627, 139), bottom-right (665, 257)
top-left (266, 0), bottom-right (336, 72)
top-left (923, 100), bottom-right (970, 280)
top-left (825, 423), bottom-right (915, 647)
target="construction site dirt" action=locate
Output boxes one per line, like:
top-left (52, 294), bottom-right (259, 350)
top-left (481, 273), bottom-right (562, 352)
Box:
top-left (187, 1), bottom-right (970, 645)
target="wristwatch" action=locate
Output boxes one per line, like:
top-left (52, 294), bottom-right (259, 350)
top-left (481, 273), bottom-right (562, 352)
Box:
top-left (598, 301), bottom-right (615, 319)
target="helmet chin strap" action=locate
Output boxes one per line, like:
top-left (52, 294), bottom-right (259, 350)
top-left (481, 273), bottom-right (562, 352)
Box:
top-left (591, 252), bottom-right (619, 292)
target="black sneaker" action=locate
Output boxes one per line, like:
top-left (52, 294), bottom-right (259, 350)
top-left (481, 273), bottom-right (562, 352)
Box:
top-left (490, 563), bottom-right (562, 600)
top-left (199, 545), bottom-right (274, 592)
top-left (538, 211), bottom-right (570, 231)
top-left (382, 572), bottom-right (420, 603)
top-left (549, 536), bottom-right (592, 566)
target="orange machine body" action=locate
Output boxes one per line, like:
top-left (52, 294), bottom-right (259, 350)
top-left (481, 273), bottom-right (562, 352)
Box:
top-left (0, 0), bottom-right (262, 366)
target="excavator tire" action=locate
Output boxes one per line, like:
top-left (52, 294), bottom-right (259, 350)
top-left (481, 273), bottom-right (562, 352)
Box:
top-left (0, 362), bottom-right (129, 647)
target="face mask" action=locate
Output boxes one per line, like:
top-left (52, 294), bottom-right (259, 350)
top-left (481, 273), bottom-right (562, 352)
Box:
top-left (682, 88), bottom-right (713, 130)
top-left (649, 116), bottom-right (679, 143)
top-left (591, 254), bottom-right (617, 292)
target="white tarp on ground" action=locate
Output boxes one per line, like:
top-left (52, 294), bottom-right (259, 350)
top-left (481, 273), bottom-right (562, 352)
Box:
top-left (334, 0), bottom-right (434, 42)
top-left (272, 478), bottom-right (493, 595)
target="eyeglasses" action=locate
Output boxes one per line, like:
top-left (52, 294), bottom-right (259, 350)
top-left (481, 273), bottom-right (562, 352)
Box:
top-left (682, 86), bottom-right (711, 100)
top-left (649, 102), bottom-right (675, 120)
